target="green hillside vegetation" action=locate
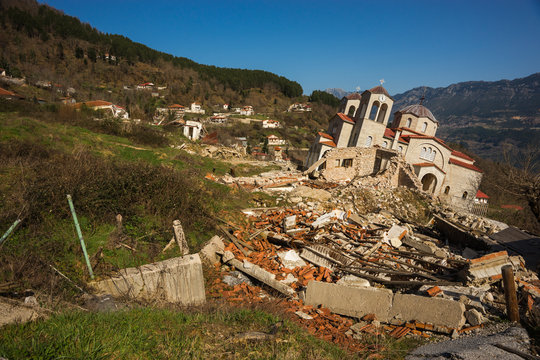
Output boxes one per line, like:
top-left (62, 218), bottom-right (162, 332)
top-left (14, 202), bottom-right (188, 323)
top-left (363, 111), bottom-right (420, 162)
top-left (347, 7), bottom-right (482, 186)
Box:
top-left (0, 99), bottom-right (278, 296)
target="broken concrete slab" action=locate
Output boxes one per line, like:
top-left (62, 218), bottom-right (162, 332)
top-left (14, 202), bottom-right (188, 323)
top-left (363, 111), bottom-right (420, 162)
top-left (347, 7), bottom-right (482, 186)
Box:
top-left (227, 258), bottom-right (296, 297)
top-left (89, 253), bottom-right (206, 306)
top-left (305, 281), bottom-right (393, 321)
top-left (289, 185), bottom-right (332, 202)
top-left (466, 251), bottom-right (512, 281)
top-left (336, 275), bottom-right (370, 288)
top-left (390, 293), bottom-right (466, 329)
top-left (199, 235), bottom-right (225, 264)
top-left (277, 250), bottom-right (306, 269)
top-left (283, 215), bottom-right (296, 230)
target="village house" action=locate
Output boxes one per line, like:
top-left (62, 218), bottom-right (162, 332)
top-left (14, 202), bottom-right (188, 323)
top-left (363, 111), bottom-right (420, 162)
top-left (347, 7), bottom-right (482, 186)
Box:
top-left (185, 102), bottom-right (205, 114)
top-left (262, 119), bottom-right (281, 128)
top-left (304, 84), bottom-right (483, 209)
top-left (208, 115), bottom-right (228, 124)
top-left (223, 104), bottom-right (229, 110)
top-left (154, 104), bottom-right (185, 123)
top-left (475, 190), bottom-right (489, 204)
top-left (136, 82), bottom-right (154, 90)
top-left (267, 134), bottom-right (286, 146)
top-left (239, 105), bottom-right (254, 116)
top-left (72, 100), bottom-right (129, 119)
top-left (183, 120), bottom-right (203, 141)
top-left (288, 103), bottom-right (312, 112)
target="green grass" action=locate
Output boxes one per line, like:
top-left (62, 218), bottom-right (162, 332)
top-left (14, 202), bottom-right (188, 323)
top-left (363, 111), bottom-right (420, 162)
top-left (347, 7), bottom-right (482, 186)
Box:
top-left (0, 308), bottom-right (354, 360)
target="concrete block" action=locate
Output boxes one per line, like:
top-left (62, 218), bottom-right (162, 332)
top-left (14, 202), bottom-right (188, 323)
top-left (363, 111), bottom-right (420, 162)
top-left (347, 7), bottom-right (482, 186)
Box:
top-left (305, 281), bottom-right (393, 321)
top-left (90, 254), bottom-right (205, 306)
top-left (390, 293), bottom-right (466, 328)
top-left (200, 235), bottom-right (225, 264)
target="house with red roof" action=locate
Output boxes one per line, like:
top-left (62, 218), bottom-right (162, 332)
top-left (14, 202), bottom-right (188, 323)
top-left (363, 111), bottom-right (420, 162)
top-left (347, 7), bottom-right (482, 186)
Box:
top-left (475, 190), bottom-right (489, 204)
top-left (305, 83), bottom-right (483, 209)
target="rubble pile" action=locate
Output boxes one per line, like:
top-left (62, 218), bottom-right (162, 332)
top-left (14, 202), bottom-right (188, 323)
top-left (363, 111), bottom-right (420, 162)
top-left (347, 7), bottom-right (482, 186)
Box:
top-left (202, 205), bottom-right (540, 352)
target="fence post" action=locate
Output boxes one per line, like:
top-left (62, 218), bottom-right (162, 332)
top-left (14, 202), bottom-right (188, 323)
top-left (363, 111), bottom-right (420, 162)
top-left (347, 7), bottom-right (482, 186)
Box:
top-left (66, 195), bottom-right (94, 279)
top-left (0, 219), bottom-right (21, 246)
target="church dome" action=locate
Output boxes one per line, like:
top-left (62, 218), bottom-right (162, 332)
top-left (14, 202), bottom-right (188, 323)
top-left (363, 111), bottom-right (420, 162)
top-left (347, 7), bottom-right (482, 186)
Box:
top-left (398, 104), bottom-right (437, 123)
top-left (346, 92), bottom-right (362, 100)
top-left (368, 85), bottom-right (391, 97)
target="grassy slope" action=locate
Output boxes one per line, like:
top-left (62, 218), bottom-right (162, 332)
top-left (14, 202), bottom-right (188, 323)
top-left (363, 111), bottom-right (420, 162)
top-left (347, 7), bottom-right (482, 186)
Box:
top-left (0, 307), bottom-right (355, 360)
top-left (0, 110), bottom-right (280, 293)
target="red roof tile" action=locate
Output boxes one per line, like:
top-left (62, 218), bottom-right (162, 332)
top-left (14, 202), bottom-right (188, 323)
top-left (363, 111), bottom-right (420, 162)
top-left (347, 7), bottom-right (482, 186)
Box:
top-left (451, 150), bottom-right (474, 162)
top-left (0, 87), bottom-right (23, 98)
top-left (476, 190), bottom-right (489, 199)
top-left (384, 128), bottom-right (396, 138)
top-left (318, 132), bottom-right (334, 140)
top-left (336, 113), bottom-right (354, 124)
top-left (449, 158), bottom-right (483, 173)
top-left (320, 140), bottom-right (337, 147)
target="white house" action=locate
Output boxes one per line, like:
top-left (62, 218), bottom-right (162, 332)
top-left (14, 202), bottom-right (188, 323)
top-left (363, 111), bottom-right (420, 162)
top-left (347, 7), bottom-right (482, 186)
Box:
top-left (239, 106), bottom-right (254, 116)
top-left (223, 104), bottom-right (229, 110)
top-left (136, 82), bottom-right (154, 90)
top-left (185, 102), bottom-right (205, 114)
top-left (262, 119), bottom-right (281, 128)
top-left (288, 103), bottom-right (312, 112)
top-left (183, 120), bottom-right (203, 141)
top-left (267, 135), bottom-right (286, 146)
top-left (73, 100), bottom-right (129, 119)
top-left (209, 115), bottom-right (228, 124)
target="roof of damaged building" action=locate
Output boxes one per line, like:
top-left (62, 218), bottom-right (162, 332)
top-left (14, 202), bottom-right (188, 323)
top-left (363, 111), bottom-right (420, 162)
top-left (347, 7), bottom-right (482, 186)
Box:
top-left (397, 104), bottom-right (438, 123)
top-left (336, 112), bottom-right (354, 124)
top-left (449, 158), bottom-right (483, 172)
top-left (345, 92), bottom-right (362, 100)
top-left (451, 150), bottom-right (474, 162)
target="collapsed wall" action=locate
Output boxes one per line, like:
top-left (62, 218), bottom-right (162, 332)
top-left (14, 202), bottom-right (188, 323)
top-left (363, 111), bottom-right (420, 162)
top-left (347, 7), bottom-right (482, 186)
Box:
top-left (306, 146), bottom-right (422, 190)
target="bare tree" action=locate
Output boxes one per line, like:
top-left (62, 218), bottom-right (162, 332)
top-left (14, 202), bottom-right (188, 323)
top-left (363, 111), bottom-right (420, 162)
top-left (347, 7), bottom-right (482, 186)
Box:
top-left (500, 144), bottom-right (540, 222)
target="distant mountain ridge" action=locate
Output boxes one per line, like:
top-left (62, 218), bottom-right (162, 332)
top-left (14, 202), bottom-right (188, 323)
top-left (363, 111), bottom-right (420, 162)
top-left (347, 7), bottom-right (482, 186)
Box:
top-left (391, 73), bottom-right (540, 159)
top-left (325, 88), bottom-right (352, 99)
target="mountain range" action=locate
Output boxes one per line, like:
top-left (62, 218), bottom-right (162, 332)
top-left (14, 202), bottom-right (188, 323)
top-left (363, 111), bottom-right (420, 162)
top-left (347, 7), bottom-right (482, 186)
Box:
top-left (325, 74), bottom-right (540, 159)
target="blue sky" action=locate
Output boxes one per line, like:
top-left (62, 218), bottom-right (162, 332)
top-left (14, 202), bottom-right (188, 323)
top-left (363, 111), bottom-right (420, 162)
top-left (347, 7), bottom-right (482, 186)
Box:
top-left (42, 0), bottom-right (540, 95)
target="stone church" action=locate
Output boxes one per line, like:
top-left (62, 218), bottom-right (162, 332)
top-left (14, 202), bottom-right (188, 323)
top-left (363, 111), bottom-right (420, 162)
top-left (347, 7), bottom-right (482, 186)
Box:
top-left (304, 84), bottom-right (483, 208)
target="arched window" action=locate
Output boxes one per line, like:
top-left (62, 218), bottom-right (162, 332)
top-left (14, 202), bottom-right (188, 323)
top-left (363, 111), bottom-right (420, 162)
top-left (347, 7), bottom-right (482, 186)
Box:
top-left (406, 118), bottom-right (412, 128)
top-left (421, 122), bottom-right (428, 132)
top-left (398, 145), bottom-right (403, 153)
top-left (365, 136), bottom-right (373, 147)
top-left (382, 141), bottom-right (388, 148)
top-left (420, 147), bottom-right (426, 159)
top-left (444, 186), bottom-right (450, 195)
top-left (376, 104), bottom-right (388, 123)
top-left (347, 105), bottom-right (356, 117)
top-left (462, 191), bottom-right (468, 200)
top-left (431, 150), bottom-right (436, 162)
top-left (369, 102), bottom-right (380, 121)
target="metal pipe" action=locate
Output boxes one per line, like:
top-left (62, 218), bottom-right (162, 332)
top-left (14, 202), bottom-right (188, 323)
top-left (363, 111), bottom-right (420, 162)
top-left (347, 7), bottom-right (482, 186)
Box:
top-left (67, 195), bottom-right (94, 279)
top-left (0, 219), bottom-right (21, 246)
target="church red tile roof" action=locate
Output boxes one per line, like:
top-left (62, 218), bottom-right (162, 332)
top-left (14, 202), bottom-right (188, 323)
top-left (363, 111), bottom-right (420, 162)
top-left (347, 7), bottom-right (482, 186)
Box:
top-left (318, 132), bottom-right (334, 140)
top-left (368, 85), bottom-right (391, 97)
top-left (336, 113), bottom-right (354, 124)
top-left (449, 158), bottom-right (483, 173)
top-left (451, 150), bottom-right (474, 162)
top-left (320, 140), bottom-right (337, 147)
top-left (346, 93), bottom-right (362, 100)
